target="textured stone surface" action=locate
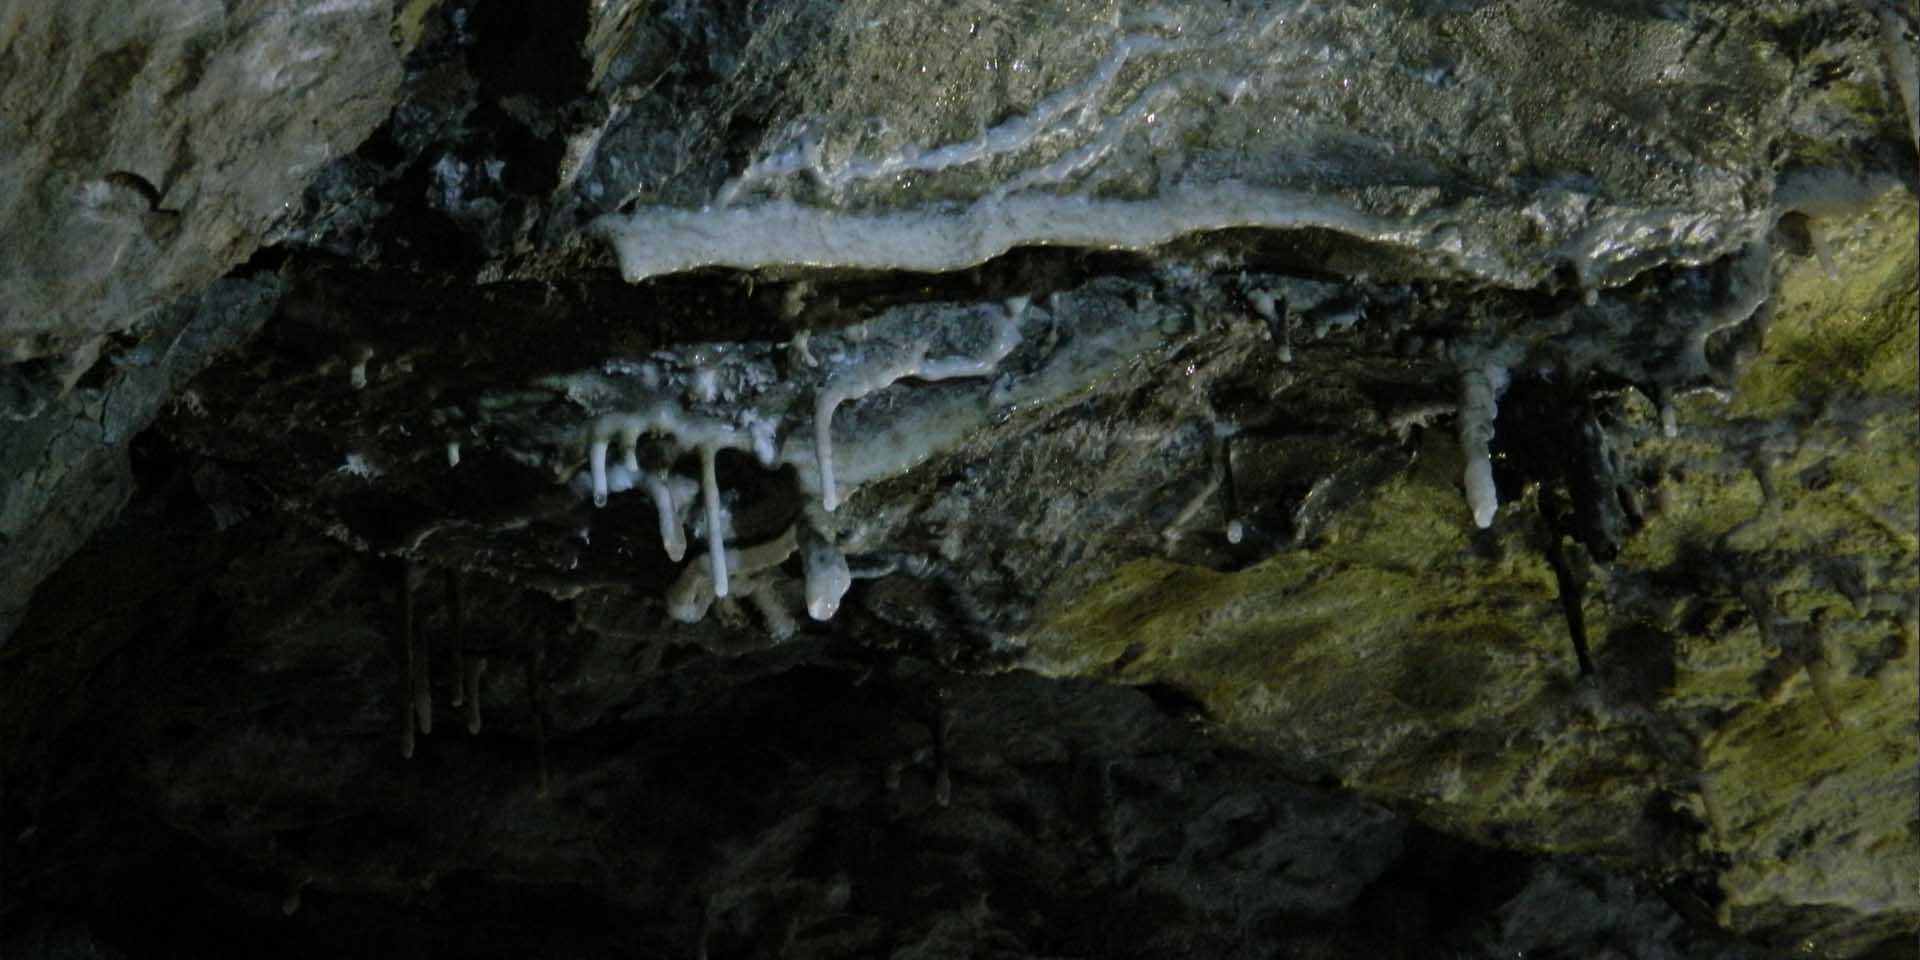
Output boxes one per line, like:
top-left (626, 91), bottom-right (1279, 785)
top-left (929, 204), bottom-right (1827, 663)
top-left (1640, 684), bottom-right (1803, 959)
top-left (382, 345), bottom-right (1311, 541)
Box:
top-left (0, 0), bottom-right (402, 636)
top-left (0, 0), bottom-right (401, 361)
top-left (1, 480), bottom-right (1779, 958)
top-left (1021, 186), bottom-right (1918, 956)
top-left (0, 275), bottom-right (283, 641)
top-left (2, 1), bottom-right (1916, 956)
top-left (585, 0), bottom-right (1793, 285)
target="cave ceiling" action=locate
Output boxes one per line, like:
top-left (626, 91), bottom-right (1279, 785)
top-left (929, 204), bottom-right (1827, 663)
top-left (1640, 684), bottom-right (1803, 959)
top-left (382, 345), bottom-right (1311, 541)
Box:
top-left (2, 1), bottom-right (1916, 957)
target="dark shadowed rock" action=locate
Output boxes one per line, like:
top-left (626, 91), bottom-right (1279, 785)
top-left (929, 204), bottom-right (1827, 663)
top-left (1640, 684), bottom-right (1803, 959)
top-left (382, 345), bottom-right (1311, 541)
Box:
top-left (2, 1), bottom-right (1914, 956)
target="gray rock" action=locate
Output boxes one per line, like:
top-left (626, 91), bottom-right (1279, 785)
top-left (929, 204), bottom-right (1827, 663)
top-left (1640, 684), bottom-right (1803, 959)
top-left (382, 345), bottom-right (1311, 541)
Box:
top-left (0, 0), bottom-right (401, 360)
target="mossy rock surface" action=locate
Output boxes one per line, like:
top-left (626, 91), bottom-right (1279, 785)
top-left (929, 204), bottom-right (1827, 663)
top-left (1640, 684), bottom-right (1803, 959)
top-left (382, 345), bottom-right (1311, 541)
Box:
top-left (1024, 186), bottom-right (1920, 953)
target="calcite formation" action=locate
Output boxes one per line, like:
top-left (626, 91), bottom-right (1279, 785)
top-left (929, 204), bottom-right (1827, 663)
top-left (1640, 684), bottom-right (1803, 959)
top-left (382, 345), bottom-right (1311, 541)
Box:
top-left (1, 1), bottom-right (1914, 956)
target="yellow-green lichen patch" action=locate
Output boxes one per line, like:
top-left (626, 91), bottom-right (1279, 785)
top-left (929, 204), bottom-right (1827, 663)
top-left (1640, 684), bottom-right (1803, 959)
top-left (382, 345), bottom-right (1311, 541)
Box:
top-left (1615, 443), bottom-right (1766, 572)
top-left (1813, 417), bottom-right (1920, 555)
top-left (391, 0), bottom-right (443, 56)
top-left (1645, 306), bottom-right (1918, 951)
top-left (1701, 668), bottom-right (1920, 949)
top-left (1022, 457), bottom-right (1662, 854)
top-left (1736, 442), bottom-right (1914, 558)
top-left (1642, 399), bottom-right (1918, 713)
top-left (1021, 186), bottom-right (1918, 931)
top-left (1736, 188), bottom-right (1919, 416)
top-left (1631, 171), bottom-right (1919, 563)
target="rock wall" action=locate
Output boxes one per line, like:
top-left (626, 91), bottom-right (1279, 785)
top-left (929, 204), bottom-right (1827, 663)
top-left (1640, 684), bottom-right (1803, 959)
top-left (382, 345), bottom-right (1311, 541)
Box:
top-left (2, 1), bottom-right (1915, 956)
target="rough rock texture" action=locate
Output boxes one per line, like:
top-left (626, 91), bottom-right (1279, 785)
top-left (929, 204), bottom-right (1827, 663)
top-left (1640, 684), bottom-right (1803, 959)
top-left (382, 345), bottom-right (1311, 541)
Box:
top-left (2, 1), bottom-right (1916, 957)
top-left (0, 0), bottom-right (406, 634)
top-left (0, 275), bottom-right (283, 640)
top-left (1023, 192), bottom-right (1920, 957)
top-left (0, 0), bottom-right (403, 361)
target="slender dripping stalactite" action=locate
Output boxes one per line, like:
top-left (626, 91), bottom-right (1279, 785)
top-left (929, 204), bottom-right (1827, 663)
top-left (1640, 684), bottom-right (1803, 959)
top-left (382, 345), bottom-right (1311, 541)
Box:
top-left (1217, 429), bottom-right (1242, 544)
top-left (931, 691), bottom-right (953, 808)
top-left (447, 569), bottom-right (486, 733)
top-left (1538, 487), bottom-right (1595, 676)
top-left (447, 569), bottom-right (464, 708)
top-left (398, 559), bottom-right (417, 759)
top-left (412, 565), bottom-right (432, 736)
top-left (526, 641), bottom-right (550, 797)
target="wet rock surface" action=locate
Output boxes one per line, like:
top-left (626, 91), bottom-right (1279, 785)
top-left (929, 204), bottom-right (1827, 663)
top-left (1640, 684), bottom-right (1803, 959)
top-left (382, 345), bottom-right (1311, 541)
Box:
top-left (3, 1), bottom-right (1916, 956)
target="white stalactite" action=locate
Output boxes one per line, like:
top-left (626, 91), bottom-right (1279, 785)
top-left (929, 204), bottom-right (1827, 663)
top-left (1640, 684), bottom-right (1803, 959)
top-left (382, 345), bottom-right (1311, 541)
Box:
top-left (700, 444), bottom-right (728, 598)
top-left (801, 526), bottom-right (851, 622)
top-left (642, 472), bottom-right (687, 562)
top-left (815, 297), bottom-right (1025, 511)
top-left (589, 437), bottom-right (610, 507)
top-left (1458, 365), bottom-right (1505, 529)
